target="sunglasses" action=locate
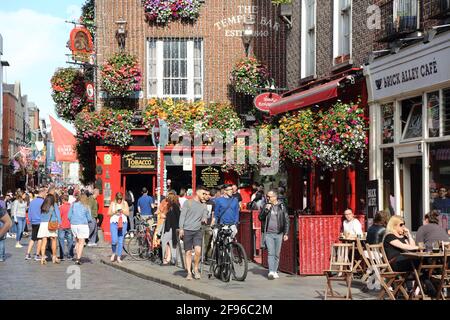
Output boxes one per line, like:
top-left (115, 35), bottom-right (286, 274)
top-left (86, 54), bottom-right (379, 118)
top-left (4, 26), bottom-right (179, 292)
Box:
top-left (399, 223), bottom-right (405, 227)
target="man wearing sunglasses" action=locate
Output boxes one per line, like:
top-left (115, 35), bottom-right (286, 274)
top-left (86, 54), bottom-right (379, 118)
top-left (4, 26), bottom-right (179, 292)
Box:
top-left (259, 189), bottom-right (289, 280)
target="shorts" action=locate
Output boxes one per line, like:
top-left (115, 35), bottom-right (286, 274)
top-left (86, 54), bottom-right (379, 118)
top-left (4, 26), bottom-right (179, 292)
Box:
top-left (31, 224), bottom-right (40, 241)
top-left (71, 225), bottom-right (90, 239)
top-left (182, 230), bottom-right (203, 251)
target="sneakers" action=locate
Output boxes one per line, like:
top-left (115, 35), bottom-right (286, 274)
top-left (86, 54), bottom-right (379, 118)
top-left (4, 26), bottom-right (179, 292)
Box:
top-left (34, 255), bottom-right (41, 261)
top-left (25, 254), bottom-right (32, 260)
top-left (0, 257), bottom-right (4, 262)
top-left (268, 272), bottom-right (275, 280)
top-left (58, 256), bottom-right (65, 261)
top-left (15, 243), bottom-right (23, 248)
top-left (193, 271), bottom-right (201, 280)
top-left (87, 243), bottom-right (97, 247)
top-left (273, 272), bottom-right (280, 279)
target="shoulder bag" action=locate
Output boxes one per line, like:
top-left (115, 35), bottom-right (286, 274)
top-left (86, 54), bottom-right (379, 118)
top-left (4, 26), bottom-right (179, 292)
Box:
top-left (48, 207), bottom-right (59, 232)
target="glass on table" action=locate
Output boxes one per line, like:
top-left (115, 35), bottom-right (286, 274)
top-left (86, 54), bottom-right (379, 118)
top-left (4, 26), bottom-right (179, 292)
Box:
top-left (418, 242), bottom-right (425, 252)
top-left (432, 241), bottom-right (441, 253)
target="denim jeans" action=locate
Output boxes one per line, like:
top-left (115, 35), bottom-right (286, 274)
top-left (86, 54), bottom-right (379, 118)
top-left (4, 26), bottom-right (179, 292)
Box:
top-left (88, 220), bottom-right (98, 244)
top-left (0, 238), bottom-right (5, 260)
top-left (58, 229), bottom-right (74, 258)
top-left (15, 217), bottom-right (26, 242)
top-left (265, 233), bottom-right (283, 273)
top-left (110, 222), bottom-right (127, 257)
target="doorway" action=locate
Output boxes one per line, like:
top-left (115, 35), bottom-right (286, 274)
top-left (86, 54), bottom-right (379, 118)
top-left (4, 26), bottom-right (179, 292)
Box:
top-left (400, 157), bottom-right (423, 231)
top-left (124, 174), bottom-right (155, 203)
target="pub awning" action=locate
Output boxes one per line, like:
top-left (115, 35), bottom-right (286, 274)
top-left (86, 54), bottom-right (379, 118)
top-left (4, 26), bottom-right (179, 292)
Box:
top-left (269, 77), bottom-right (347, 116)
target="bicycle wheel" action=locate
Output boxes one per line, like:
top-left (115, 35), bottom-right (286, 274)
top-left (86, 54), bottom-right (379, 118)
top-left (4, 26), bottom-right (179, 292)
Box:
top-left (209, 245), bottom-right (221, 279)
top-left (127, 235), bottom-right (148, 261)
top-left (231, 242), bottom-right (248, 281)
top-left (220, 250), bottom-right (232, 282)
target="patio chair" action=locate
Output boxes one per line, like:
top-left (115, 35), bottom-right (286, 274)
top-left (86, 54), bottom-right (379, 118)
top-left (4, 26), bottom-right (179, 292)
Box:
top-left (365, 243), bottom-right (409, 300)
top-left (354, 238), bottom-right (371, 282)
top-left (432, 243), bottom-right (450, 300)
top-left (324, 242), bottom-right (355, 300)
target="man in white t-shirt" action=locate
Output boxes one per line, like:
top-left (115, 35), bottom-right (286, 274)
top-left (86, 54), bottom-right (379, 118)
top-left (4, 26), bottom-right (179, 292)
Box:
top-left (342, 209), bottom-right (363, 237)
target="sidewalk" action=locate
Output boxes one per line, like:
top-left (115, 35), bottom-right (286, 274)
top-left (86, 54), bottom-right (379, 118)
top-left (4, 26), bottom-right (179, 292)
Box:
top-left (86, 239), bottom-right (378, 300)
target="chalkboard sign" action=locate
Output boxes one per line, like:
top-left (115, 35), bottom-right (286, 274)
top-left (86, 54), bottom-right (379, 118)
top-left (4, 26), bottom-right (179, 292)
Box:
top-left (196, 166), bottom-right (224, 189)
top-left (367, 180), bottom-right (379, 219)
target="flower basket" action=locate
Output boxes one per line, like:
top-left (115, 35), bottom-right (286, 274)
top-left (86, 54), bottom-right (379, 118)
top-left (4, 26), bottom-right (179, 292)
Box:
top-left (51, 67), bottom-right (92, 122)
top-left (230, 57), bottom-right (272, 96)
top-left (315, 101), bottom-right (368, 170)
top-left (100, 53), bottom-right (142, 99)
top-left (143, 0), bottom-right (202, 25)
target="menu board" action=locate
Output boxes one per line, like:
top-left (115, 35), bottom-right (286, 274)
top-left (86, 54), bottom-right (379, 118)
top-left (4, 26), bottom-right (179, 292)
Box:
top-left (196, 166), bottom-right (224, 189)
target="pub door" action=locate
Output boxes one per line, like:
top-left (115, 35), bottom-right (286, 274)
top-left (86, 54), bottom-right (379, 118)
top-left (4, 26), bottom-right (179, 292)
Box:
top-left (122, 173), bottom-right (156, 205)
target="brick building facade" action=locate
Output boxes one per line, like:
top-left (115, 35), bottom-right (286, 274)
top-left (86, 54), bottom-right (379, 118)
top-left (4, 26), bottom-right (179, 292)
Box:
top-left (95, 0), bottom-right (288, 112)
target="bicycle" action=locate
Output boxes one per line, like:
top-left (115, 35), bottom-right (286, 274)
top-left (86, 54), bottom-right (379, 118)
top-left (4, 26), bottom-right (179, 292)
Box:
top-left (125, 215), bottom-right (161, 263)
top-left (208, 224), bottom-right (248, 282)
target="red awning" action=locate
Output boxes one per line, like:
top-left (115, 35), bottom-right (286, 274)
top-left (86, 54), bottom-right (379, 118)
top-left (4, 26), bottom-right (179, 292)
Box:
top-left (49, 116), bottom-right (77, 162)
top-left (269, 77), bottom-right (346, 115)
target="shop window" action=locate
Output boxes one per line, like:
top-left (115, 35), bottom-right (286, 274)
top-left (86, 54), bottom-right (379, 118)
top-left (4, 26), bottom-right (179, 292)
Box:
top-left (401, 96), bottom-right (422, 140)
top-left (427, 91), bottom-right (440, 138)
top-left (382, 148), bottom-right (395, 215)
top-left (429, 141), bottom-right (450, 228)
top-left (333, 0), bottom-right (352, 62)
top-left (148, 38), bottom-right (203, 101)
top-left (444, 88), bottom-right (450, 136)
top-left (301, 0), bottom-right (316, 78)
top-left (381, 103), bottom-right (394, 144)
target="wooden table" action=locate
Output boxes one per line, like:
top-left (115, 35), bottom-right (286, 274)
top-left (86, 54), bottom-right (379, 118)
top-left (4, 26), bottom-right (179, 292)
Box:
top-left (401, 251), bottom-right (444, 300)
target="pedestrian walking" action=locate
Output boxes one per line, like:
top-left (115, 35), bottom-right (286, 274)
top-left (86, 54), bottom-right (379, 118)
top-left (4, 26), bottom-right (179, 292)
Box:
top-left (202, 189), bottom-right (215, 262)
top-left (58, 194), bottom-right (74, 260)
top-left (161, 191), bottom-right (180, 265)
top-left (0, 207), bottom-right (12, 262)
top-left (125, 189), bottom-right (135, 233)
top-left (25, 187), bottom-right (46, 261)
top-left (137, 187), bottom-right (154, 225)
top-left (37, 194), bottom-right (62, 265)
top-left (259, 189), bottom-right (290, 280)
top-left (179, 186), bottom-right (208, 280)
top-left (68, 192), bottom-right (93, 265)
top-left (12, 191), bottom-right (28, 248)
top-left (87, 189), bottom-right (99, 246)
top-left (108, 192), bottom-right (129, 263)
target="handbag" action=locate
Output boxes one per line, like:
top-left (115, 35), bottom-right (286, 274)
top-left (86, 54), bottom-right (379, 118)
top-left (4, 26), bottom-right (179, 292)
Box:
top-left (48, 207), bottom-right (59, 232)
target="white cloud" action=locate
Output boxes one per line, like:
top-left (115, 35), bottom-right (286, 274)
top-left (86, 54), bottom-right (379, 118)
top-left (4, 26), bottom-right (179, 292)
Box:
top-left (66, 4), bottom-right (81, 21)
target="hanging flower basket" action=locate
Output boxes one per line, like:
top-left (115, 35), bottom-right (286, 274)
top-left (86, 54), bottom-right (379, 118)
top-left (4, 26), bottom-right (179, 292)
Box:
top-left (100, 53), bottom-right (142, 99)
top-left (315, 101), bottom-right (368, 170)
top-left (143, 0), bottom-right (202, 25)
top-left (279, 109), bottom-right (319, 165)
top-left (230, 57), bottom-right (272, 96)
top-left (51, 67), bottom-right (92, 122)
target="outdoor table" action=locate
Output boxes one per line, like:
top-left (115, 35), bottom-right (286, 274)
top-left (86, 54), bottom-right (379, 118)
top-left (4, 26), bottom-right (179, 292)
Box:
top-left (401, 251), bottom-right (444, 300)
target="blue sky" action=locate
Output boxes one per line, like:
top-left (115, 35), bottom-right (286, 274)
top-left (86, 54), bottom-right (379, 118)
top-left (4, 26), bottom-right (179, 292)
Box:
top-left (0, 0), bottom-right (86, 133)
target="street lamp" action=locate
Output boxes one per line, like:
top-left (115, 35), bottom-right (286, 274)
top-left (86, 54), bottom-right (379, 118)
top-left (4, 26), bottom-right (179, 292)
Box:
top-left (242, 17), bottom-right (255, 57)
top-left (115, 18), bottom-right (127, 51)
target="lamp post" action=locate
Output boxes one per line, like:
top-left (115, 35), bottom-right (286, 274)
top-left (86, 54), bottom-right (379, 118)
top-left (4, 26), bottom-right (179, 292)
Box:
top-left (242, 17), bottom-right (255, 57)
top-left (115, 18), bottom-right (127, 51)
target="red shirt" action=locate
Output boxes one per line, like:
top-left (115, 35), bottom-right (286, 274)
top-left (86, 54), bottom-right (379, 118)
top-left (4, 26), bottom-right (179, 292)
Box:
top-left (59, 202), bottom-right (71, 229)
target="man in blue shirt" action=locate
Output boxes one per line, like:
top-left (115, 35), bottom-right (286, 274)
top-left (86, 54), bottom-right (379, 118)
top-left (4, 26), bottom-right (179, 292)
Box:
top-left (25, 187), bottom-right (46, 260)
top-left (213, 184), bottom-right (239, 238)
top-left (137, 187), bottom-right (154, 225)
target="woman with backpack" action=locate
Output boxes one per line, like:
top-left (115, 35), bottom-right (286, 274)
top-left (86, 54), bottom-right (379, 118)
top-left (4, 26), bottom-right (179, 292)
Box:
top-left (37, 194), bottom-right (62, 265)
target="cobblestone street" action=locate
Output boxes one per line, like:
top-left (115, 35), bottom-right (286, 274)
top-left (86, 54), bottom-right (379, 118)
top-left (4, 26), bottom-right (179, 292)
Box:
top-left (0, 238), bottom-right (200, 300)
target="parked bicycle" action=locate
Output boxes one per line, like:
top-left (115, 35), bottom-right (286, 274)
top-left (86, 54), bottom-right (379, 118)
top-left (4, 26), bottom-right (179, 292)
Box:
top-left (208, 224), bottom-right (248, 282)
top-left (125, 214), bottom-right (161, 263)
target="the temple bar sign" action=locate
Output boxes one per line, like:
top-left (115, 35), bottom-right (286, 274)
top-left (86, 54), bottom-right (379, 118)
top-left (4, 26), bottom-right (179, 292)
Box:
top-left (122, 152), bottom-right (157, 171)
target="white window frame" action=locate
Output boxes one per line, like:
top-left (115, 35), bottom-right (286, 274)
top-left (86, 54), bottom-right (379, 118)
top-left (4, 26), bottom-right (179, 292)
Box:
top-left (333, 0), bottom-right (352, 61)
top-left (301, 0), bottom-right (316, 78)
top-left (147, 38), bottom-right (203, 101)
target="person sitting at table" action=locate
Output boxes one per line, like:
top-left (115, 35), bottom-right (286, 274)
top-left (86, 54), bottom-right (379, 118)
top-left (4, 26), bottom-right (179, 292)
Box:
top-left (416, 210), bottom-right (449, 252)
top-left (342, 209), bottom-right (363, 238)
top-left (367, 211), bottom-right (390, 244)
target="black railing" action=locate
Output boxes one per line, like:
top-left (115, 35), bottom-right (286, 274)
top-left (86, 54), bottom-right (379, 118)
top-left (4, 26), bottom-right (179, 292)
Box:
top-left (427, 0), bottom-right (450, 19)
top-left (377, 0), bottom-right (420, 42)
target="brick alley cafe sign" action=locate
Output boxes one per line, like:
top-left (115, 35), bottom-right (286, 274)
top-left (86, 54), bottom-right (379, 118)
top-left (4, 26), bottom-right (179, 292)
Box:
top-left (254, 92), bottom-right (281, 112)
top-left (122, 152), bottom-right (157, 172)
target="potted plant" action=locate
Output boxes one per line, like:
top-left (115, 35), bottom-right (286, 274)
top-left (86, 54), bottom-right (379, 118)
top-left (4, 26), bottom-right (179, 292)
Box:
top-left (272, 0), bottom-right (293, 16)
top-left (143, 0), bottom-right (202, 25)
top-left (230, 57), bottom-right (272, 96)
top-left (100, 53), bottom-right (142, 99)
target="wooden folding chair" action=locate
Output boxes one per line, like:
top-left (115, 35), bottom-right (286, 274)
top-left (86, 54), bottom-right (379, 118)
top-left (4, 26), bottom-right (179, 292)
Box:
top-left (432, 243), bottom-right (450, 300)
top-left (324, 243), bottom-right (354, 300)
top-left (365, 243), bottom-right (409, 300)
top-left (354, 238), bottom-right (371, 282)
